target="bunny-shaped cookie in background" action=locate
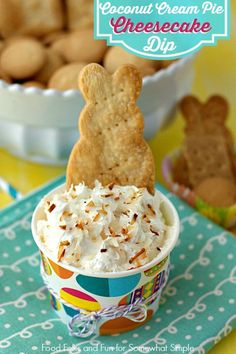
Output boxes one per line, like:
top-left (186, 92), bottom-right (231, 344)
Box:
top-left (203, 95), bottom-right (234, 156)
top-left (180, 95), bottom-right (235, 187)
top-left (180, 96), bottom-right (205, 135)
top-left (181, 95), bottom-right (234, 159)
top-left (66, 63), bottom-right (155, 193)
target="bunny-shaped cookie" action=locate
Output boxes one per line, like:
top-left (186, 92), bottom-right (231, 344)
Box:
top-left (181, 95), bottom-right (234, 155)
top-left (203, 95), bottom-right (234, 155)
top-left (181, 95), bottom-right (230, 132)
top-left (180, 96), bottom-right (204, 135)
top-left (66, 63), bottom-right (155, 193)
top-left (180, 95), bottom-right (235, 187)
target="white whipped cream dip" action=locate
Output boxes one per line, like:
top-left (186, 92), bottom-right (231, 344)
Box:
top-left (37, 181), bottom-right (169, 272)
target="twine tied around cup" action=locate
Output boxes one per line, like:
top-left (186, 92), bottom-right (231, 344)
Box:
top-left (41, 263), bottom-right (170, 338)
top-left (68, 296), bottom-right (152, 338)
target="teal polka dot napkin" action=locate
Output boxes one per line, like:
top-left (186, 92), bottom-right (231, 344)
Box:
top-left (0, 176), bottom-right (235, 354)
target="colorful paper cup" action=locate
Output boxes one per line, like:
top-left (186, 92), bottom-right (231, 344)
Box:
top-left (162, 149), bottom-right (236, 229)
top-left (32, 184), bottom-right (179, 336)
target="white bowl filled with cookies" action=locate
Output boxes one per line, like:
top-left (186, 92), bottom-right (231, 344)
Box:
top-left (0, 0), bottom-right (195, 164)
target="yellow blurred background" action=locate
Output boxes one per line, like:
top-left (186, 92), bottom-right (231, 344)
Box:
top-left (0, 7), bottom-right (236, 353)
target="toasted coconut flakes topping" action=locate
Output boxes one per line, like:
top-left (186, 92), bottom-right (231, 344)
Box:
top-left (100, 229), bottom-right (107, 240)
top-left (62, 211), bottom-right (72, 217)
top-left (130, 214), bottom-right (138, 225)
top-left (58, 240), bottom-right (70, 261)
top-left (61, 240), bottom-right (70, 246)
top-left (85, 201), bottom-right (95, 212)
top-left (99, 208), bottom-right (107, 215)
top-left (121, 227), bottom-right (128, 235)
top-left (48, 203), bottom-right (56, 213)
top-left (131, 193), bottom-right (141, 200)
top-left (143, 214), bottom-right (151, 223)
top-left (129, 248), bottom-right (146, 264)
top-left (150, 227), bottom-right (160, 236)
top-left (40, 181), bottom-right (167, 272)
top-left (107, 182), bottom-right (115, 190)
top-left (75, 222), bottom-right (84, 230)
top-left (103, 193), bottom-right (113, 198)
top-left (93, 213), bottom-right (100, 222)
top-left (133, 213), bottom-right (138, 221)
top-left (109, 226), bottom-right (115, 236)
top-left (147, 204), bottom-right (156, 215)
top-left (59, 225), bottom-right (66, 230)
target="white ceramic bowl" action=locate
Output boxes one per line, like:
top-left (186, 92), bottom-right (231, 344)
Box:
top-left (0, 55), bottom-right (195, 165)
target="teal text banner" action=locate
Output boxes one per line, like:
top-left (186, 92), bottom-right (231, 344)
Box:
top-left (94, 0), bottom-right (230, 59)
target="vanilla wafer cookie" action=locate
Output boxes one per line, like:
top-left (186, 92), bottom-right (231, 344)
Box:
top-left (0, 0), bottom-right (64, 38)
top-left (0, 38), bottom-right (46, 79)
